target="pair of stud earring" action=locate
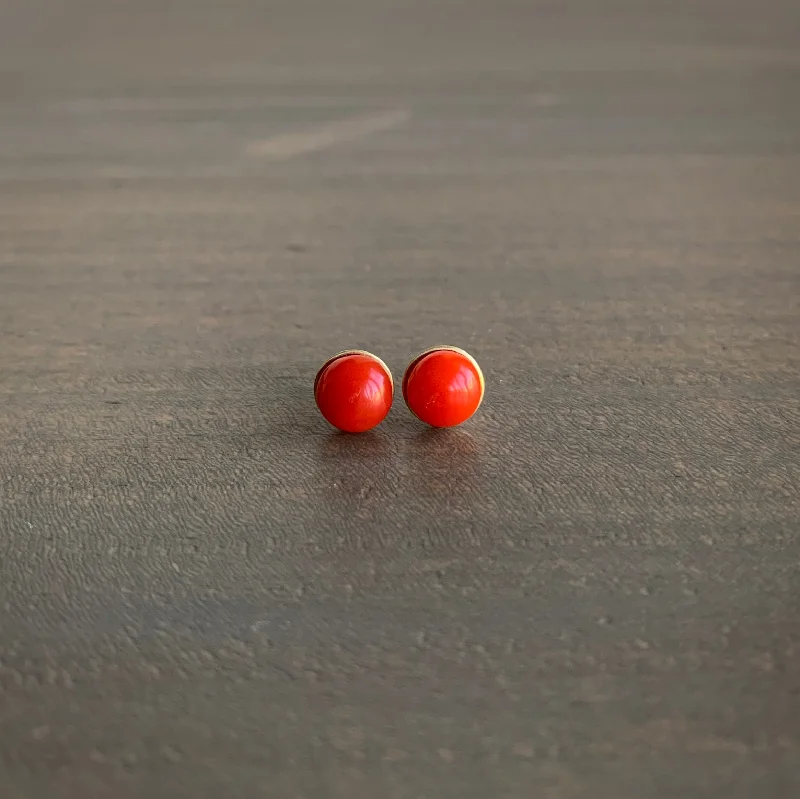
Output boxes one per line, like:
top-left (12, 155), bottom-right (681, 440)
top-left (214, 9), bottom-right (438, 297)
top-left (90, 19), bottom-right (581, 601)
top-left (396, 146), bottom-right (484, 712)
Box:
top-left (314, 346), bottom-right (484, 433)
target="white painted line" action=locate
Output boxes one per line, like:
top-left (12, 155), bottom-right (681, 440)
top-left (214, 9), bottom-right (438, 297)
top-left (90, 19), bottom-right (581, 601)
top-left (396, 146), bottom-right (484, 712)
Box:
top-left (244, 108), bottom-right (410, 160)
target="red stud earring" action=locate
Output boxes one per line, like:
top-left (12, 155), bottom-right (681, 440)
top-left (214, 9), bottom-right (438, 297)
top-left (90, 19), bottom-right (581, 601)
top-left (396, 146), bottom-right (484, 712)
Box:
top-left (314, 350), bottom-right (393, 433)
top-left (402, 346), bottom-right (484, 428)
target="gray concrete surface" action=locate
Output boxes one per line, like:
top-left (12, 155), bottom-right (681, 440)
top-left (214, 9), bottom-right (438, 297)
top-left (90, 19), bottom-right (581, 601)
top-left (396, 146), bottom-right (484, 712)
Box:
top-left (1, 1), bottom-right (799, 797)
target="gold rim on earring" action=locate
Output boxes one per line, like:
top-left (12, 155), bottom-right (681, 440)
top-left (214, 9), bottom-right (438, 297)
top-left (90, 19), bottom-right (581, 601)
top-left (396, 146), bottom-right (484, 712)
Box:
top-left (314, 349), bottom-right (394, 398)
top-left (401, 345), bottom-right (484, 407)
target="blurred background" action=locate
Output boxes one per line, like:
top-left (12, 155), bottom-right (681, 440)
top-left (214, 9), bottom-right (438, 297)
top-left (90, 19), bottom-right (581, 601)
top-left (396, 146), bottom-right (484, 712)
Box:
top-left (1, 1), bottom-right (799, 798)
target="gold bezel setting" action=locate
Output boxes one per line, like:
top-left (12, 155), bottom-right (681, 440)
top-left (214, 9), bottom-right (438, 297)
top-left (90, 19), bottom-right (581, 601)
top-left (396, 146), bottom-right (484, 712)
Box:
top-left (314, 350), bottom-right (394, 398)
top-left (401, 345), bottom-right (485, 407)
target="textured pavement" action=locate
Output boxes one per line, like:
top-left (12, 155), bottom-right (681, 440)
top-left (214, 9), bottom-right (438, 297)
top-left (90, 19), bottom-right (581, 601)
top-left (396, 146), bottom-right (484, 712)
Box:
top-left (1, 1), bottom-right (799, 797)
